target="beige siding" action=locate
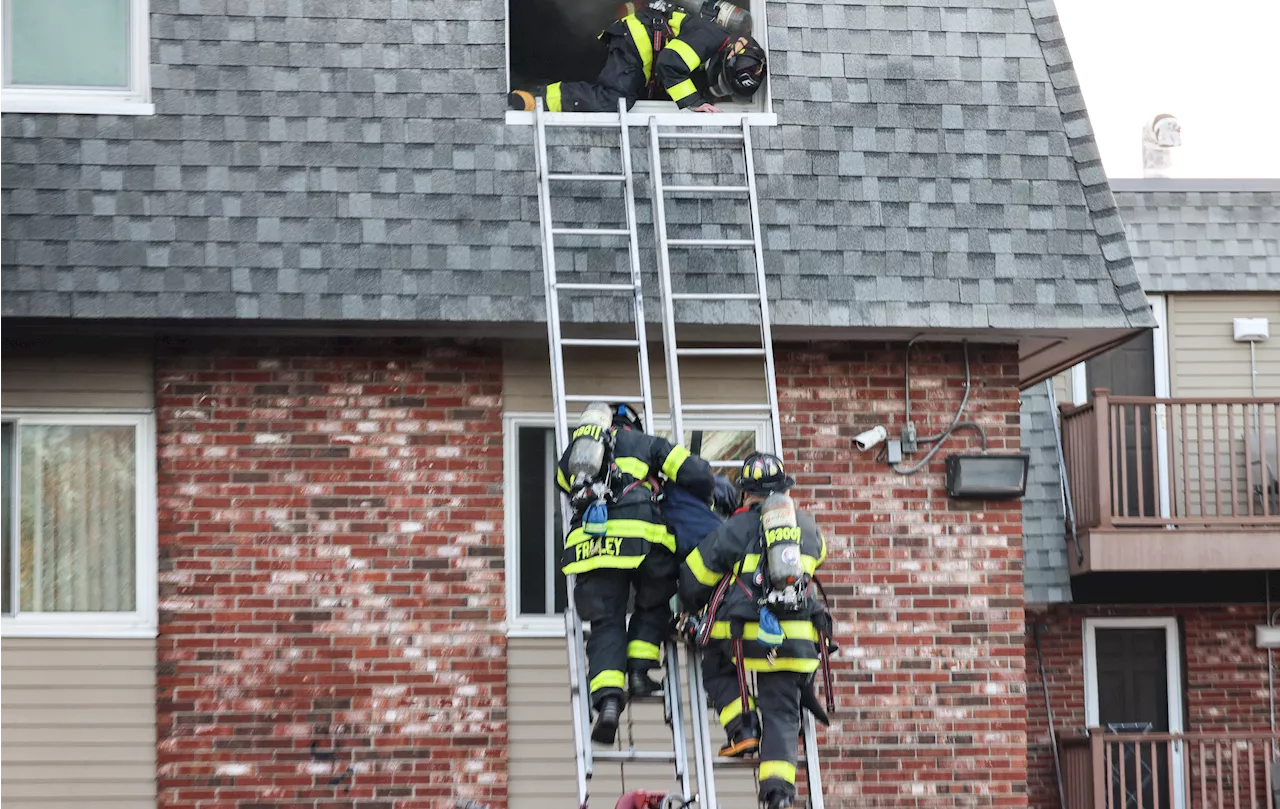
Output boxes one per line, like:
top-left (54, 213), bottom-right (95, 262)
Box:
top-left (1, 335), bottom-right (154, 409)
top-left (1168, 294), bottom-right (1280, 398)
top-left (1, 638), bottom-right (157, 809)
top-left (504, 342), bottom-right (771, 416)
top-left (509, 638), bottom-right (763, 808)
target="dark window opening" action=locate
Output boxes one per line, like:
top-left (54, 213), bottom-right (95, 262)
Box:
top-left (509, 0), bottom-right (614, 91)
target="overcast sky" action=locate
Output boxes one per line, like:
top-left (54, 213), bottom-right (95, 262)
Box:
top-left (1054, 0), bottom-right (1280, 179)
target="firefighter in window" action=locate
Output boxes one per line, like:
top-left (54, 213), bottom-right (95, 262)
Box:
top-left (557, 402), bottom-right (715, 745)
top-left (507, 0), bottom-right (766, 113)
top-left (678, 452), bottom-right (837, 809)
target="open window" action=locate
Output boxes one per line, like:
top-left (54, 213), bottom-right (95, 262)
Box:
top-left (506, 0), bottom-right (772, 121)
top-left (504, 412), bottom-right (769, 636)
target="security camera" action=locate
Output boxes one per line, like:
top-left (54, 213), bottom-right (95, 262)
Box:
top-left (853, 425), bottom-right (888, 452)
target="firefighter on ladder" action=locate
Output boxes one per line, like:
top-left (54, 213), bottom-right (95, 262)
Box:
top-left (507, 0), bottom-right (766, 114)
top-left (557, 402), bottom-right (715, 745)
top-left (678, 452), bottom-right (836, 809)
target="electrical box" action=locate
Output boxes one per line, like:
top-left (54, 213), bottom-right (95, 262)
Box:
top-left (1256, 625), bottom-right (1280, 649)
top-left (944, 454), bottom-right (1029, 500)
top-left (1233, 317), bottom-right (1270, 342)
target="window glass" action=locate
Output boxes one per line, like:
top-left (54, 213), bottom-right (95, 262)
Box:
top-left (18, 424), bottom-right (137, 612)
top-left (5, 0), bottom-right (131, 88)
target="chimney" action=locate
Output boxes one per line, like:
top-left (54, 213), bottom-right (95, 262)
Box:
top-left (1141, 113), bottom-right (1182, 178)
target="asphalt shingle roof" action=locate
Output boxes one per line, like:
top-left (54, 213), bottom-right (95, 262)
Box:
top-left (1020, 380), bottom-right (1072, 604)
top-left (1113, 183), bottom-right (1280, 293)
top-left (2, 0), bottom-right (1152, 333)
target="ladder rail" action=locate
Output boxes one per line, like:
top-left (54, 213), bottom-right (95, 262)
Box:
top-left (648, 117), bottom-right (687, 448)
top-left (741, 118), bottom-right (785, 456)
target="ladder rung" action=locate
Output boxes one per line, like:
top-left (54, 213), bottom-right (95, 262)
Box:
top-left (560, 338), bottom-right (640, 347)
top-left (682, 403), bottom-right (772, 412)
top-left (553, 227), bottom-right (631, 237)
top-left (564, 394), bottom-right (638, 402)
top-left (668, 238), bottom-right (754, 247)
top-left (555, 282), bottom-right (638, 292)
top-left (671, 292), bottom-right (759, 301)
top-left (708, 460), bottom-right (741, 468)
top-left (662, 185), bottom-right (749, 194)
top-left (658, 131), bottom-right (744, 141)
top-left (548, 173), bottom-right (627, 183)
top-left (714, 755), bottom-right (808, 768)
top-left (595, 750), bottom-right (679, 763)
top-left (676, 348), bottom-right (765, 357)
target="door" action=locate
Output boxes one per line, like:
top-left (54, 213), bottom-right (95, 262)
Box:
top-left (1088, 330), bottom-right (1158, 519)
top-left (1087, 620), bottom-right (1184, 809)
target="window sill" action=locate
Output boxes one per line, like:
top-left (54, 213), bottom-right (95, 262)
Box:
top-left (1, 97), bottom-right (155, 116)
top-left (505, 109), bottom-right (777, 127)
top-left (1, 617), bottom-right (158, 639)
top-left (508, 616), bottom-right (567, 638)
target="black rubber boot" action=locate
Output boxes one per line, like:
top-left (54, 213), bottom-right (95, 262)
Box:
top-left (760, 791), bottom-right (794, 809)
top-left (718, 714), bottom-right (760, 758)
top-left (591, 696), bottom-right (621, 745)
top-left (628, 666), bottom-right (663, 698)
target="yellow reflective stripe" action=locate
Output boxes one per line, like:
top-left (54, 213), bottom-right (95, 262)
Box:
top-left (546, 81), bottom-right (563, 112)
top-left (743, 657), bottom-right (820, 673)
top-left (740, 553), bottom-right (760, 573)
top-left (667, 79), bottom-right (697, 102)
top-left (566, 520), bottom-right (674, 549)
top-left (802, 554), bottom-right (820, 575)
top-left (627, 640), bottom-right (662, 662)
top-left (759, 760), bottom-right (797, 784)
top-left (556, 466), bottom-right (571, 492)
top-left (563, 554), bottom-right (646, 575)
top-left (817, 532), bottom-right (828, 566)
top-left (666, 39), bottom-right (701, 71)
top-left (684, 548), bottom-right (723, 587)
top-left (590, 670), bottom-right (625, 692)
top-left (710, 620), bottom-right (820, 642)
top-left (670, 10), bottom-right (685, 35)
top-left (624, 15), bottom-right (653, 83)
top-left (662, 444), bottom-right (691, 479)
top-left (718, 695), bottom-right (756, 727)
top-left (614, 456), bottom-right (650, 480)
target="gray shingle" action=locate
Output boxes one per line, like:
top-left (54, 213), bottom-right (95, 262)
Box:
top-left (2, 0), bottom-right (1152, 334)
top-left (1020, 381), bottom-right (1072, 605)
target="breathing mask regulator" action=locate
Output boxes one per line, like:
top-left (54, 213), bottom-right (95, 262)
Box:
top-left (566, 401), bottom-right (616, 537)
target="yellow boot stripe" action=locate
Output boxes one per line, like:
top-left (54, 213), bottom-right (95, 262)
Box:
top-left (590, 670), bottom-right (625, 692)
top-left (627, 640), bottom-right (662, 662)
top-left (759, 760), bottom-right (796, 784)
top-left (662, 444), bottom-right (692, 478)
top-left (546, 82), bottom-right (563, 112)
top-left (718, 696), bottom-right (756, 727)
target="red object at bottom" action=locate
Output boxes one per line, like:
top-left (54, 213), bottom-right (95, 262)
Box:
top-left (614, 791), bottom-right (668, 809)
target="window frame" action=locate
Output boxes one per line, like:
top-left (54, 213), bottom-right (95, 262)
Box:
top-left (502, 0), bottom-right (775, 127)
top-left (0, 0), bottom-right (155, 116)
top-left (503, 410), bottom-right (770, 637)
top-left (0, 410), bottom-right (158, 639)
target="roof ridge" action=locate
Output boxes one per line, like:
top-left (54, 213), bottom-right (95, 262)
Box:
top-left (1025, 0), bottom-right (1155, 330)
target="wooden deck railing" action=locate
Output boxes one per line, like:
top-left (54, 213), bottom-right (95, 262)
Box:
top-left (1060, 391), bottom-right (1280, 530)
top-left (1061, 731), bottom-right (1280, 809)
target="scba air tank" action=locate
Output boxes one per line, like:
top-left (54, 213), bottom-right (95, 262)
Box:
top-left (761, 492), bottom-right (803, 592)
top-left (566, 401), bottom-right (612, 484)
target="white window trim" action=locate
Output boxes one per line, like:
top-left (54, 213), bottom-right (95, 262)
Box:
top-left (0, 410), bottom-right (158, 639)
top-left (503, 410), bottom-right (769, 638)
top-left (0, 0), bottom-right (155, 116)
top-left (1082, 616), bottom-right (1187, 809)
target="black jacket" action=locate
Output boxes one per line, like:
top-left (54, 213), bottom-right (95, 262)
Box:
top-left (679, 502), bottom-right (829, 672)
top-left (557, 426), bottom-right (713, 575)
top-left (604, 9), bottom-right (731, 108)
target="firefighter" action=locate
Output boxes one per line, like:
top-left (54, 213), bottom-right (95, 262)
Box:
top-left (663, 473), bottom-right (739, 559)
top-left (507, 0), bottom-right (766, 114)
top-left (558, 402), bottom-right (715, 745)
top-left (678, 452), bottom-right (834, 809)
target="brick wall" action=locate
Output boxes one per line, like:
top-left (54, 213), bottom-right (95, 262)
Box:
top-left (155, 337), bottom-right (505, 809)
top-left (1025, 604), bottom-right (1274, 809)
top-left (777, 342), bottom-right (1027, 809)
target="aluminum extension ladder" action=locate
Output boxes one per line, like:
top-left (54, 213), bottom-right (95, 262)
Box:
top-left (646, 115), bottom-right (826, 809)
top-left (533, 97), bottom-right (696, 809)
top-left (532, 98), bottom-right (825, 809)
